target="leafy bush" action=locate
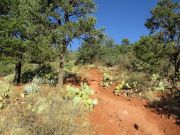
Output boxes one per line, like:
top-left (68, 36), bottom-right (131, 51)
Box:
top-left (125, 72), bottom-right (150, 89)
top-left (76, 43), bottom-right (103, 64)
top-left (113, 72), bottom-right (150, 96)
top-left (67, 83), bottom-right (98, 110)
top-left (0, 61), bottom-right (14, 76)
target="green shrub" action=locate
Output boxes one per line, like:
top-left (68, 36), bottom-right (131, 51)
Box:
top-left (64, 60), bottom-right (80, 73)
top-left (125, 72), bottom-right (150, 89)
top-left (0, 61), bottom-right (14, 76)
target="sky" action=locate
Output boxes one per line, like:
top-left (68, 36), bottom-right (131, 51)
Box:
top-left (70, 0), bottom-right (158, 50)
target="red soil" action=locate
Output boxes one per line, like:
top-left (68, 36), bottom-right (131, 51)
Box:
top-left (87, 68), bottom-right (180, 135)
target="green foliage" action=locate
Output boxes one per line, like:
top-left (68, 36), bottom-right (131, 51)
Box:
top-left (114, 80), bottom-right (138, 96)
top-left (150, 74), bottom-right (168, 91)
top-left (114, 81), bottom-right (125, 95)
top-left (100, 68), bottom-right (113, 88)
top-left (67, 83), bottom-right (98, 110)
top-left (151, 74), bottom-right (160, 81)
top-left (134, 36), bottom-right (169, 74)
top-left (155, 81), bottom-right (166, 91)
top-left (64, 60), bottom-right (80, 74)
top-left (126, 72), bottom-right (149, 88)
top-left (121, 38), bottom-right (130, 45)
top-left (145, 0), bottom-right (180, 41)
top-left (77, 43), bottom-right (103, 64)
top-left (0, 60), bottom-right (14, 76)
top-left (76, 36), bottom-right (134, 67)
top-left (145, 0), bottom-right (180, 78)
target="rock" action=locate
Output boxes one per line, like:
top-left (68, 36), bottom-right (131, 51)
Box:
top-left (176, 119), bottom-right (180, 125)
top-left (161, 115), bottom-right (165, 119)
top-left (134, 124), bottom-right (139, 130)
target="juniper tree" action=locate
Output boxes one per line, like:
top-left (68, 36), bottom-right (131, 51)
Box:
top-left (40, 0), bottom-right (102, 90)
top-left (121, 38), bottom-right (130, 45)
top-left (145, 0), bottom-right (180, 79)
top-left (0, 0), bottom-right (55, 84)
top-left (0, 0), bottom-right (28, 84)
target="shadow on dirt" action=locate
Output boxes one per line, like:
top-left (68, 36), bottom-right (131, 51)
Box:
top-left (21, 65), bottom-right (87, 86)
top-left (64, 72), bottom-right (88, 86)
top-left (147, 90), bottom-right (180, 125)
top-left (21, 65), bottom-right (55, 83)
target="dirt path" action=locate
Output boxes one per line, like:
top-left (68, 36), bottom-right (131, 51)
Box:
top-left (87, 68), bottom-right (180, 135)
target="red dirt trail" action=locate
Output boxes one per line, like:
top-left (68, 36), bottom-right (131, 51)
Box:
top-left (87, 68), bottom-right (180, 135)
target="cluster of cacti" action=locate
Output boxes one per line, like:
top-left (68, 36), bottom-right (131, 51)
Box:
top-left (150, 74), bottom-right (167, 91)
top-left (100, 68), bottom-right (113, 88)
top-left (114, 81), bottom-right (138, 96)
top-left (155, 81), bottom-right (166, 91)
top-left (114, 81), bottom-right (125, 95)
top-left (151, 74), bottom-right (160, 81)
top-left (24, 77), bottom-right (44, 94)
top-left (66, 83), bottom-right (98, 110)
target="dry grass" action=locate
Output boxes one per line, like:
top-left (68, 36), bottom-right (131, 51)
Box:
top-left (0, 86), bottom-right (92, 135)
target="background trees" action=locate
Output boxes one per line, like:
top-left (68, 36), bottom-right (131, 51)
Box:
top-left (121, 38), bottom-right (130, 45)
top-left (0, 0), bottom-right (102, 88)
top-left (0, 0), bottom-right (179, 88)
top-left (0, 0), bottom-right (29, 84)
top-left (145, 0), bottom-right (180, 79)
top-left (133, 36), bottom-right (171, 75)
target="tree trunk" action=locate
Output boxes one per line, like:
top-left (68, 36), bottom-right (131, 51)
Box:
top-left (57, 44), bottom-right (67, 91)
top-left (174, 61), bottom-right (179, 79)
top-left (173, 51), bottom-right (179, 79)
top-left (13, 60), bottom-right (22, 85)
top-left (171, 50), bottom-right (179, 86)
top-left (57, 53), bottom-right (65, 90)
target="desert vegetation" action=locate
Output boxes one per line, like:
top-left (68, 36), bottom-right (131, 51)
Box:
top-left (0, 0), bottom-right (180, 135)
